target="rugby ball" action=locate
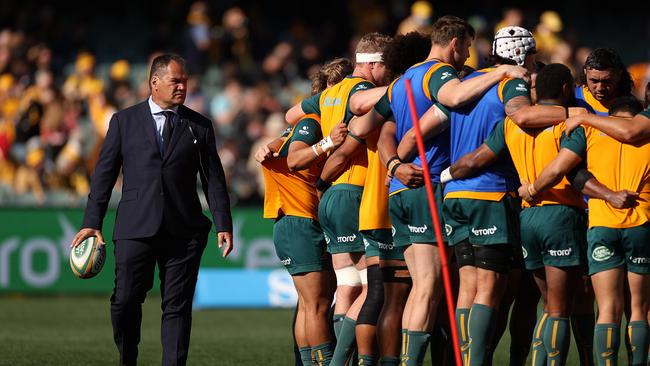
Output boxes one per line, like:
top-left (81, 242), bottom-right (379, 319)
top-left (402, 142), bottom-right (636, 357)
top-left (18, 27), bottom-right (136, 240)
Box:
top-left (70, 236), bottom-right (106, 279)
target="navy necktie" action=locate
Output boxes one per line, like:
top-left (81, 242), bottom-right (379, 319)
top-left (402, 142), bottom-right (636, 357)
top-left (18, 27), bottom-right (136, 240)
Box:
top-left (161, 111), bottom-right (175, 155)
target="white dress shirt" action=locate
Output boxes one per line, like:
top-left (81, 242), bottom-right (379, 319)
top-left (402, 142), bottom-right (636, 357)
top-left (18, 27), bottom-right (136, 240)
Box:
top-left (148, 96), bottom-right (179, 149)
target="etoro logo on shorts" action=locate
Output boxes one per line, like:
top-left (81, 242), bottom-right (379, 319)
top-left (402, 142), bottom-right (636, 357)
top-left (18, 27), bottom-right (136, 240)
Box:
top-left (408, 224), bottom-right (428, 233)
top-left (592, 246), bottom-right (614, 262)
top-left (471, 225), bottom-right (497, 236)
top-left (378, 242), bottom-right (394, 250)
top-left (549, 248), bottom-right (572, 257)
top-left (337, 234), bottom-right (357, 243)
top-left (281, 258), bottom-right (292, 266)
top-left (629, 256), bottom-right (650, 264)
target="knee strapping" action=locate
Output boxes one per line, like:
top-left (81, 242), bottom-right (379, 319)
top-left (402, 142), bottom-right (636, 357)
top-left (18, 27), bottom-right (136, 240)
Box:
top-left (358, 268), bottom-right (368, 285)
top-left (357, 265), bottom-right (384, 325)
top-left (335, 265), bottom-right (362, 286)
top-left (454, 240), bottom-right (474, 268)
top-left (473, 244), bottom-right (513, 274)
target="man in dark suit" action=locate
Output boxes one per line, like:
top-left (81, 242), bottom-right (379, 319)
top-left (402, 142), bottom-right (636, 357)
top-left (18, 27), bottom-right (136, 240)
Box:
top-left (71, 54), bottom-right (233, 366)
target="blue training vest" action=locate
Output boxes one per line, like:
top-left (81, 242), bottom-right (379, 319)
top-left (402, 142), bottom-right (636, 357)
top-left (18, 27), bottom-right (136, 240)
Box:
top-left (444, 69), bottom-right (518, 196)
top-left (389, 60), bottom-right (450, 194)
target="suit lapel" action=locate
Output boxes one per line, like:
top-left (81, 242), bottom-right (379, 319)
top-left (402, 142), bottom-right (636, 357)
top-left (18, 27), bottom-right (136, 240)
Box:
top-left (162, 106), bottom-right (189, 163)
top-left (139, 101), bottom-right (162, 158)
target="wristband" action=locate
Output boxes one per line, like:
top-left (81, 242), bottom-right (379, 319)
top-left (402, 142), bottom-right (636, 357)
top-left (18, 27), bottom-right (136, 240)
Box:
top-left (389, 162), bottom-right (402, 177)
top-left (386, 155), bottom-right (400, 169)
top-left (386, 156), bottom-right (401, 177)
top-left (317, 136), bottom-right (335, 153)
top-left (440, 167), bottom-right (453, 184)
top-left (311, 144), bottom-right (320, 157)
top-left (315, 178), bottom-right (332, 192)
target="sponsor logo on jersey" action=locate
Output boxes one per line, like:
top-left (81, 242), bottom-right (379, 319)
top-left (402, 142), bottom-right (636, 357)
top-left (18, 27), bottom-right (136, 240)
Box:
top-left (337, 234), bottom-right (357, 243)
top-left (363, 238), bottom-right (370, 248)
top-left (549, 248), bottom-right (572, 257)
top-left (522, 246), bottom-right (528, 259)
top-left (592, 246), bottom-right (614, 262)
top-left (515, 83), bottom-right (528, 92)
top-left (441, 71), bottom-right (453, 80)
top-left (471, 225), bottom-right (497, 236)
top-left (408, 224), bottom-right (428, 233)
top-left (391, 226), bottom-right (397, 237)
top-left (298, 126), bottom-right (309, 135)
top-left (324, 234), bottom-right (331, 244)
top-left (323, 96), bottom-right (341, 107)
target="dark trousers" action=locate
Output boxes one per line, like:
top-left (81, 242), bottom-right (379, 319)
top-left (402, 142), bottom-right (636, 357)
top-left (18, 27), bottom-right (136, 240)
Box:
top-left (110, 226), bottom-right (208, 366)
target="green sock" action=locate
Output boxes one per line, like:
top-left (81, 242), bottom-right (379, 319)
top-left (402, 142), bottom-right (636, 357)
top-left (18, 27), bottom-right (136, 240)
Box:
top-left (399, 329), bottom-right (407, 362)
top-left (331, 317), bottom-right (357, 366)
top-left (626, 321), bottom-right (649, 366)
top-left (456, 308), bottom-right (471, 366)
top-left (401, 330), bottom-right (430, 366)
top-left (312, 342), bottom-right (334, 366)
top-left (333, 314), bottom-right (345, 340)
top-left (542, 317), bottom-right (570, 366)
top-left (530, 312), bottom-right (549, 366)
top-left (595, 323), bottom-right (620, 366)
top-left (468, 304), bottom-right (496, 366)
top-left (358, 354), bottom-right (375, 365)
top-left (571, 313), bottom-right (595, 366)
top-left (299, 346), bottom-right (313, 365)
top-left (379, 356), bottom-right (400, 366)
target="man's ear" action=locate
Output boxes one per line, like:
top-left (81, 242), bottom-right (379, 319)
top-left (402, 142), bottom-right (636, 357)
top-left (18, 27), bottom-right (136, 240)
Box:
top-left (150, 76), bottom-right (158, 90)
top-left (449, 37), bottom-right (459, 54)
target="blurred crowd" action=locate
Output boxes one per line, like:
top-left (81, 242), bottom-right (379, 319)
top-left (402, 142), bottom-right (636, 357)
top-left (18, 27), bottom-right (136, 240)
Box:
top-left (0, 1), bottom-right (648, 206)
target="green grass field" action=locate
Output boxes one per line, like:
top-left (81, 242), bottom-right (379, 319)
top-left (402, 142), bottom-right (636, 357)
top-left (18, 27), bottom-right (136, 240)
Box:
top-left (0, 295), bottom-right (628, 365)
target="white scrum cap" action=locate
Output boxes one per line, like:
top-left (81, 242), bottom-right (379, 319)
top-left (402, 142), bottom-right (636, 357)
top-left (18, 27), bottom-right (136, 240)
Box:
top-left (492, 26), bottom-right (536, 66)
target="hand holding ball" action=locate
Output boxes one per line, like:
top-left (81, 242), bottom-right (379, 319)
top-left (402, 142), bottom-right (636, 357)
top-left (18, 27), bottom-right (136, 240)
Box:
top-left (70, 235), bottom-right (106, 279)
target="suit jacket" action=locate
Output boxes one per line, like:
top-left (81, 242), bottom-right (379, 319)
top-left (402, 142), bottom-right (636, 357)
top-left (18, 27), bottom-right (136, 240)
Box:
top-left (82, 100), bottom-right (232, 240)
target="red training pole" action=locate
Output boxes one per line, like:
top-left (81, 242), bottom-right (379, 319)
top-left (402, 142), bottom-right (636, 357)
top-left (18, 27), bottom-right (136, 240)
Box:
top-left (404, 78), bottom-right (462, 366)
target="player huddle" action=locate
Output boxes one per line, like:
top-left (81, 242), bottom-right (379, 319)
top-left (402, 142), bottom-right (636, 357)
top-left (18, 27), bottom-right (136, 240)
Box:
top-left (256, 15), bottom-right (650, 366)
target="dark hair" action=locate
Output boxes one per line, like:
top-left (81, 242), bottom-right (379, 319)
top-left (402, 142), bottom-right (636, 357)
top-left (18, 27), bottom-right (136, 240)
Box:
top-left (430, 15), bottom-right (475, 46)
top-left (383, 32), bottom-right (431, 79)
top-left (149, 53), bottom-right (186, 83)
top-left (310, 58), bottom-right (353, 95)
top-left (535, 63), bottom-right (574, 101)
top-left (645, 81), bottom-right (650, 109)
top-left (608, 96), bottom-right (643, 116)
top-left (579, 48), bottom-right (633, 96)
top-left (534, 61), bottom-right (547, 73)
